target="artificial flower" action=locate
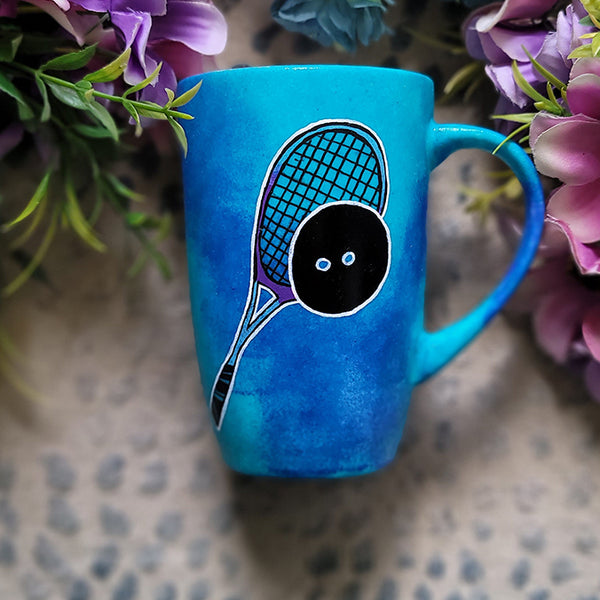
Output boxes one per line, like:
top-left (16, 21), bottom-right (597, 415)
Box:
top-left (463, 0), bottom-right (593, 107)
top-left (567, 57), bottom-right (600, 120)
top-left (463, 0), bottom-right (555, 106)
top-left (271, 0), bottom-right (392, 52)
top-left (514, 249), bottom-right (600, 401)
top-left (461, 0), bottom-right (600, 402)
top-left (530, 59), bottom-right (600, 274)
top-left (536, 1), bottom-right (592, 84)
top-left (72, 0), bottom-right (227, 102)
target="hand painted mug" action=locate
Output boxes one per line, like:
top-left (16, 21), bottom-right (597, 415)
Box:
top-left (178, 65), bottom-right (544, 478)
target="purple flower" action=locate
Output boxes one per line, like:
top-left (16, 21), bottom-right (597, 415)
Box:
top-left (464, 0), bottom-right (594, 108)
top-left (73, 0), bottom-right (227, 101)
top-left (536, 1), bottom-right (592, 83)
top-left (464, 0), bottom-right (556, 107)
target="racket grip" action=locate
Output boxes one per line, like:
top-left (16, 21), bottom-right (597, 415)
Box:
top-left (211, 362), bottom-right (236, 428)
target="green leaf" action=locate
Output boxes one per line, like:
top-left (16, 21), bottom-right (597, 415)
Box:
top-left (3, 169), bottom-right (52, 232)
top-left (593, 32), bottom-right (600, 56)
top-left (522, 46), bottom-right (566, 90)
top-left (126, 212), bottom-right (148, 228)
top-left (136, 106), bottom-right (168, 119)
top-left (0, 31), bottom-right (23, 62)
top-left (41, 44), bottom-right (97, 72)
top-left (0, 72), bottom-right (34, 119)
top-left (122, 99), bottom-right (142, 129)
top-left (580, 15), bottom-right (594, 25)
top-left (492, 122), bottom-right (530, 155)
top-left (72, 123), bottom-right (119, 139)
top-left (165, 88), bottom-right (175, 106)
top-left (2, 205), bottom-right (58, 298)
top-left (442, 62), bottom-right (482, 97)
top-left (492, 113), bottom-right (537, 124)
top-left (87, 101), bottom-right (119, 141)
top-left (511, 61), bottom-right (548, 104)
top-left (171, 81), bottom-right (202, 108)
top-left (34, 74), bottom-right (51, 122)
top-left (104, 173), bottom-right (144, 203)
top-left (127, 239), bottom-right (171, 279)
top-left (127, 214), bottom-right (172, 278)
top-left (84, 47), bottom-right (131, 83)
top-left (582, 0), bottom-right (600, 20)
top-left (167, 116), bottom-right (188, 156)
top-left (64, 178), bottom-right (106, 252)
top-left (122, 62), bottom-right (162, 98)
top-left (511, 61), bottom-right (562, 113)
top-left (125, 212), bottom-right (162, 229)
top-left (75, 80), bottom-right (93, 90)
top-left (546, 81), bottom-right (564, 114)
top-left (569, 43), bottom-right (593, 59)
top-left (47, 81), bottom-right (89, 109)
top-left (0, 326), bottom-right (25, 364)
top-left (10, 195), bottom-right (47, 249)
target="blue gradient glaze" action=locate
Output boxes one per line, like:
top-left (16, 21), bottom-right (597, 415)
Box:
top-left (178, 66), bottom-right (544, 477)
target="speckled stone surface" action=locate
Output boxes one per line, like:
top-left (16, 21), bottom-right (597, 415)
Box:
top-left (2, 1), bottom-right (600, 598)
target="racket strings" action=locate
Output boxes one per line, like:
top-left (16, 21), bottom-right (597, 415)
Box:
top-left (259, 129), bottom-right (384, 287)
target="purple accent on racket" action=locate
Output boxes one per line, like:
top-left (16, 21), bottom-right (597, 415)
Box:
top-left (210, 120), bottom-right (389, 429)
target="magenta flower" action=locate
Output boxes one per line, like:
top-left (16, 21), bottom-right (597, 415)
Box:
top-left (567, 57), bottom-right (600, 119)
top-left (515, 249), bottom-right (600, 402)
top-left (0, 0), bottom-right (17, 17)
top-left (530, 59), bottom-right (600, 274)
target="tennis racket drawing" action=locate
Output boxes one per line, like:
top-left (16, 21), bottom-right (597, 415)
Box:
top-left (210, 120), bottom-right (391, 429)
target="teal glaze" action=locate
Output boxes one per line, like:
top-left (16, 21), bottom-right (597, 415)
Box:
top-left (178, 66), bottom-right (544, 478)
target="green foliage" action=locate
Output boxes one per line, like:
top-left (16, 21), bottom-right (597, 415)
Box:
top-left (0, 29), bottom-right (23, 62)
top-left (0, 326), bottom-right (42, 401)
top-left (581, 0), bottom-right (600, 22)
top-left (0, 23), bottom-right (204, 295)
top-left (41, 43), bottom-right (97, 71)
top-left (569, 31), bottom-right (600, 57)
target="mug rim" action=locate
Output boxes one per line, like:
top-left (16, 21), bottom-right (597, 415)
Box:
top-left (178, 64), bottom-right (432, 91)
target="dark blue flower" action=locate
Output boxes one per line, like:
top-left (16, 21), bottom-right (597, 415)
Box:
top-left (271, 0), bottom-right (392, 51)
top-left (441, 0), bottom-right (497, 7)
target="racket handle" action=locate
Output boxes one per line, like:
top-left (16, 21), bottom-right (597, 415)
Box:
top-left (211, 362), bottom-right (236, 428)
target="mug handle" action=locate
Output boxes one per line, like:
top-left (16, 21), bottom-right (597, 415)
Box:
top-left (412, 123), bottom-right (545, 385)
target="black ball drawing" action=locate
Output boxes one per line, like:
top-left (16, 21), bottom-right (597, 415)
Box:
top-left (289, 202), bottom-right (390, 316)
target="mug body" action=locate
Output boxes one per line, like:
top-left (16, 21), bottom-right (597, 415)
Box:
top-left (179, 65), bottom-right (433, 477)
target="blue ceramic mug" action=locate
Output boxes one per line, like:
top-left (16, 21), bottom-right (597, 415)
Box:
top-left (178, 65), bottom-right (544, 478)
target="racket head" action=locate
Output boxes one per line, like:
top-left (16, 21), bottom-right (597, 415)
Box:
top-left (251, 120), bottom-right (389, 301)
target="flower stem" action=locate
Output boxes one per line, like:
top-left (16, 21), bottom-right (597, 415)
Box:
top-left (12, 63), bottom-right (187, 120)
